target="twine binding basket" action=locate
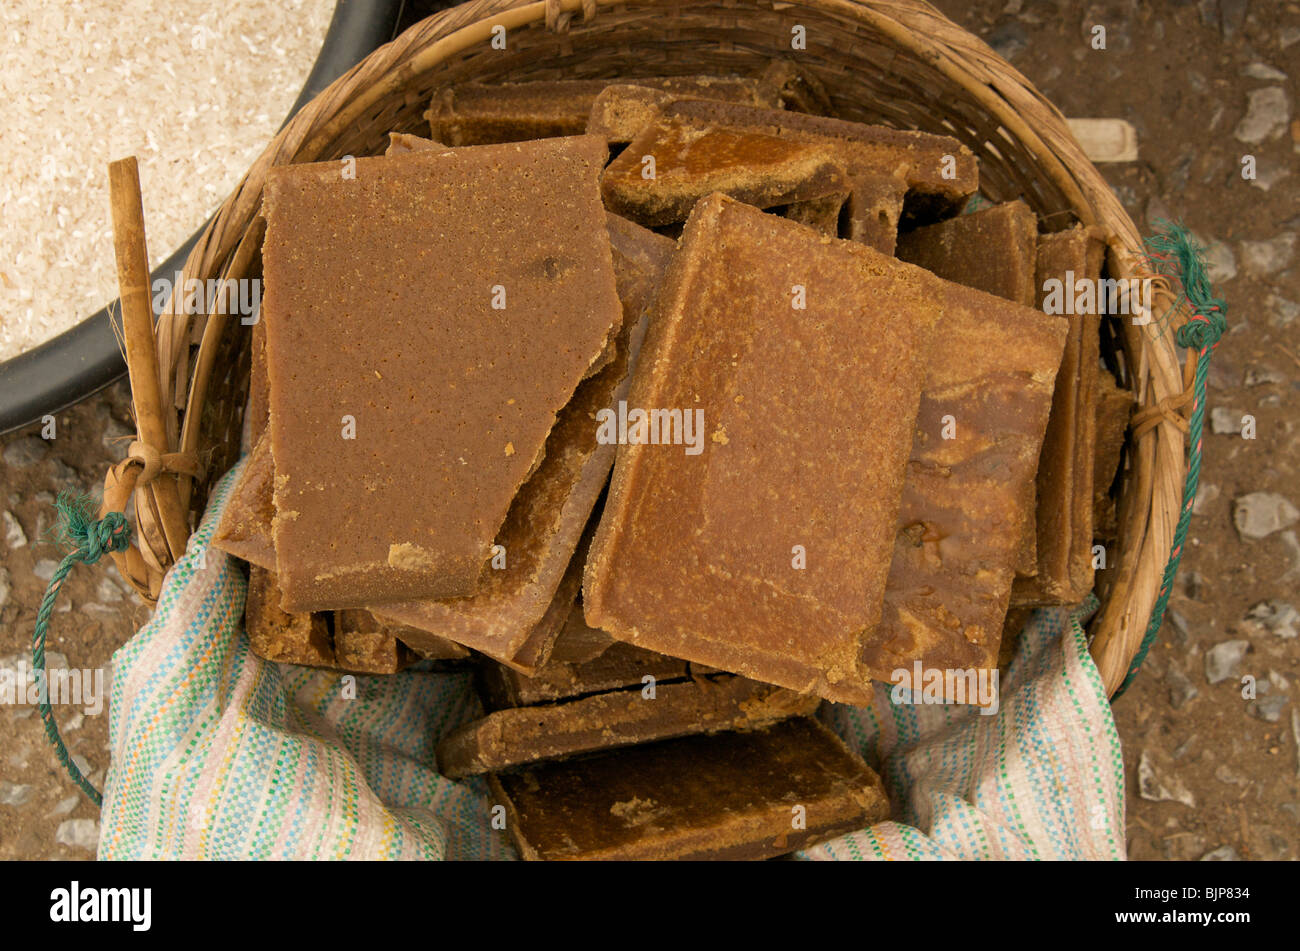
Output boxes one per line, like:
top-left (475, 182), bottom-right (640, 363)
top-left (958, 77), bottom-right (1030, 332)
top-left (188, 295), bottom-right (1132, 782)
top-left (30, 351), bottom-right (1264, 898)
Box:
top-left (98, 0), bottom-right (1195, 699)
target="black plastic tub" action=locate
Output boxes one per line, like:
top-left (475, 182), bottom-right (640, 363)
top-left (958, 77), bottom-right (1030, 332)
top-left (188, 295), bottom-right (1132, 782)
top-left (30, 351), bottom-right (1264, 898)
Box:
top-left (0, 0), bottom-right (406, 435)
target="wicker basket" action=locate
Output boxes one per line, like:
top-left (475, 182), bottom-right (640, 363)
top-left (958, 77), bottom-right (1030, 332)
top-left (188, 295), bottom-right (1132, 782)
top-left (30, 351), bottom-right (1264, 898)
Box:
top-left (99, 0), bottom-right (1191, 698)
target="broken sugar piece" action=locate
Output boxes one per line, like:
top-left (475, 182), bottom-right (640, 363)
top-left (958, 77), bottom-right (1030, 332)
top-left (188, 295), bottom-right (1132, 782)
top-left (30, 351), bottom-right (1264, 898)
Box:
top-left (844, 168), bottom-right (910, 252)
top-left (332, 609), bottom-right (421, 673)
top-left (1069, 230), bottom-right (1106, 594)
top-left (1012, 224), bottom-right (1102, 606)
top-left (602, 117), bottom-right (852, 226)
top-left (478, 617), bottom-right (692, 708)
top-left (583, 213), bottom-right (677, 381)
top-left (781, 192), bottom-right (848, 237)
top-left (544, 596), bottom-right (616, 667)
top-left (246, 567), bottom-right (444, 672)
top-left (213, 430), bottom-right (277, 571)
top-left (583, 194), bottom-right (942, 703)
top-left (247, 314), bottom-right (269, 446)
top-left (899, 201), bottom-right (1041, 580)
top-left (587, 79), bottom-right (783, 145)
top-left (497, 516), bottom-right (593, 674)
top-left (245, 566), bottom-right (335, 668)
top-left (335, 608), bottom-right (467, 664)
top-left (246, 567), bottom-right (447, 673)
top-left (428, 76), bottom-right (782, 146)
top-left (384, 131), bottom-right (442, 155)
top-left (262, 135), bottom-right (621, 612)
top-left (436, 672), bottom-right (820, 779)
top-left (488, 717), bottom-right (888, 860)
top-left (427, 79), bottom-right (609, 144)
top-left (896, 200), bottom-right (1038, 307)
top-left (366, 214), bottom-right (672, 666)
top-left (870, 279), bottom-right (1068, 684)
top-left (651, 100), bottom-right (978, 231)
top-left (1093, 370), bottom-right (1133, 542)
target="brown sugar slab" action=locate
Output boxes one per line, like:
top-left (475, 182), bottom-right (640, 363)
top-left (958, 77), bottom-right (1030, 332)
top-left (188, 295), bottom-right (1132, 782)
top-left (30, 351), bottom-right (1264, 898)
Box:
top-left (602, 116), bottom-right (852, 226)
top-left (587, 80), bottom-right (783, 145)
top-left (213, 429), bottom-right (277, 570)
top-left (436, 673), bottom-right (820, 779)
top-left (427, 76), bottom-right (781, 146)
top-left (384, 131), bottom-right (440, 155)
top-left (895, 200), bottom-right (1038, 308)
top-left (228, 215), bottom-right (667, 668)
top-left (782, 192), bottom-right (848, 237)
top-left (334, 609), bottom-right (467, 665)
top-left (496, 516), bottom-right (594, 674)
top-left (647, 100), bottom-right (978, 239)
top-left (895, 199), bottom-right (1040, 576)
top-left (871, 279), bottom-right (1067, 681)
top-left (1071, 231), bottom-right (1106, 593)
top-left (583, 194), bottom-right (942, 703)
top-left (262, 135), bottom-right (621, 612)
top-left (331, 609), bottom-right (421, 673)
top-left (478, 610), bottom-right (693, 708)
top-left (1012, 224), bottom-right (1102, 606)
top-left (245, 566), bottom-right (336, 668)
top-left (214, 429), bottom-right (469, 661)
top-left (368, 215), bottom-right (673, 669)
top-left (1093, 370), bottom-right (1134, 542)
top-left (543, 596), bottom-right (616, 667)
top-left (479, 618), bottom-right (689, 708)
top-left (245, 568), bottom-right (428, 673)
top-left (488, 717), bottom-right (888, 860)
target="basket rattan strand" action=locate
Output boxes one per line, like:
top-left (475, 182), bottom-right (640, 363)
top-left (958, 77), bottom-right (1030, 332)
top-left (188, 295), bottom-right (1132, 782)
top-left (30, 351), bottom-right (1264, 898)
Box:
top-left (100, 0), bottom-right (1191, 698)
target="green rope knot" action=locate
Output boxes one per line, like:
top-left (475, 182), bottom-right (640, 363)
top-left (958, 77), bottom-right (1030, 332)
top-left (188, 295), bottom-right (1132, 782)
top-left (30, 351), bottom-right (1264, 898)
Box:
top-left (71, 509), bottom-right (130, 564)
top-left (32, 492), bottom-right (133, 807)
top-left (1175, 308), bottom-right (1226, 351)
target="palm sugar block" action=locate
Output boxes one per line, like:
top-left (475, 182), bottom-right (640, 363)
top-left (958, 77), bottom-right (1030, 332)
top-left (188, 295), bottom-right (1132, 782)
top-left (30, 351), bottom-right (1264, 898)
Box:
top-left (478, 606), bottom-right (693, 708)
top-left (895, 200), bottom-right (1038, 308)
top-left (368, 215), bottom-right (675, 669)
top-left (1012, 224), bottom-right (1104, 606)
top-left (539, 595), bottom-right (616, 667)
top-left (437, 669), bottom-right (818, 779)
top-left (212, 431), bottom-right (468, 662)
top-left (488, 717), bottom-right (888, 860)
top-left (618, 100), bottom-right (979, 249)
top-left (245, 566), bottom-right (335, 668)
top-left (601, 118), bottom-right (852, 226)
top-left (212, 430), bottom-right (276, 570)
top-left (895, 200), bottom-right (1040, 576)
top-left (871, 279), bottom-right (1067, 687)
top-left (1093, 371), bottom-right (1134, 542)
top-left (261, 135), bottom-right (622, 612)
top-left (583, 194), bottom-right (942, 703)
top-left (244, 568), bottom-right (422, 673)
top-left (427, 76), bottom-right (781, 146)
top-left (586, 79), bottom-right (783, 145)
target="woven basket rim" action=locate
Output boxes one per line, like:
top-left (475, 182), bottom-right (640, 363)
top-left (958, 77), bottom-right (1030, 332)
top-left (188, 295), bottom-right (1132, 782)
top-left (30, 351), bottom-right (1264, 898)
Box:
top-left (115, 0), bottom-right (1189, 698)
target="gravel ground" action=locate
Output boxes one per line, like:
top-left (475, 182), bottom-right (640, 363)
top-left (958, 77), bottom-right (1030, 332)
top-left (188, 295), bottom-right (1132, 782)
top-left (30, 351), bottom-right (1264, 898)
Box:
top-left (1, 0), bottom-right (1296, 860)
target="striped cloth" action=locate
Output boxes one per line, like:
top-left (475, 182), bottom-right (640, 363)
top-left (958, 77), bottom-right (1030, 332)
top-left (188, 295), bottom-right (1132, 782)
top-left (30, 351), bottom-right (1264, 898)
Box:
top-left (97, 460), bottom-right (1125, 860)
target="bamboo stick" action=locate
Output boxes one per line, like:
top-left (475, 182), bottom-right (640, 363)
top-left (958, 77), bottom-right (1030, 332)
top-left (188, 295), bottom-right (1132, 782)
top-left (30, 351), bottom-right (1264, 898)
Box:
top-left (108, 156), bottom-right (191, 563)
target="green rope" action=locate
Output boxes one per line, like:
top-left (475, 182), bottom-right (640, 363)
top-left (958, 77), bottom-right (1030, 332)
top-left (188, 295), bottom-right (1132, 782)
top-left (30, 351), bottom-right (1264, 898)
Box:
top-left (31, 491), bottom-right (132, 807)
top-left (1113, 221), bottom-right (1225, 697)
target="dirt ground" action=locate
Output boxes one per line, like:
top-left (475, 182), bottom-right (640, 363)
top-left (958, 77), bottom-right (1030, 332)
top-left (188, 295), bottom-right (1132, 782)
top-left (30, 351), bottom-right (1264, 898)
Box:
top-left (1, 0), bottom-right (1296, 860)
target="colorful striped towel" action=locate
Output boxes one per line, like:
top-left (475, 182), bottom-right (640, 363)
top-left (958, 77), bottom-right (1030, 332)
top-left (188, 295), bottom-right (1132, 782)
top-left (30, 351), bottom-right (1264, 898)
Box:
top-left (97, 460), bottom-right (1125, 860)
